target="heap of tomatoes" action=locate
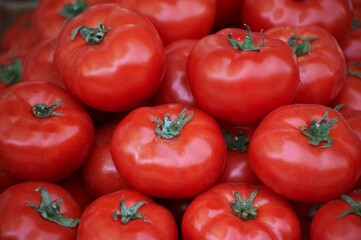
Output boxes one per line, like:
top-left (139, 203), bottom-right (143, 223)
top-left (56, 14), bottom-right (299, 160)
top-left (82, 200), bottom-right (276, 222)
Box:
top-left (1, 0), bottom-right (361, 239)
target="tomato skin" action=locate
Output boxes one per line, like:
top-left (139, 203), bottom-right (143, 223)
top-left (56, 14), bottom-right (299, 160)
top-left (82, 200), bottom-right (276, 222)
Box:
top-left (0, 181), bottom-right (81, 240)
top-left (77, 188), bottom-right (178, 240)
top-left (152, 39), bottom-right (198, 107)
top-left (0, 81), bottom-right (94, 181)
top-left (310, 190), bottom-right (361, 240)
top-left (0, 167), bottom-right (21, 194)
top-left (111, 104), bottom-right (227, 199)
top-left (212, 0), bottom-right (241, 32)
top-left (265, 25), bottom-right (347, 105)
top-left (182, 183), bottom-right (302, 240)
top-left (187, 27), bottom-right (299, 125)
top-left (339, 109), bottom-right (361, 140)
top-left (241, 0), bottom-right (353, 45)
top-left (342, 8), bottom-right (361, 63)
top-left (249, 104), bottom-right (361, 203)
top-left (54, 4), bottom-right (165, 112)
top-left (82, 121), bottom-right (129, 198)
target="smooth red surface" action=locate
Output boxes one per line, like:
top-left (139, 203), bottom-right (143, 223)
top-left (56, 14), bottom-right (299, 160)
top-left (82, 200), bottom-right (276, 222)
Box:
top-left (342, 9), bottom-right (361, 63)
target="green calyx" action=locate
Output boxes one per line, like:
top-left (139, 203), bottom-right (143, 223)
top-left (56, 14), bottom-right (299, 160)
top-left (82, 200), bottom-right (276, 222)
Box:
top-left (231, 189), bottom-right (258, 221)
top-left (151, 107), bottom-right (193, 139)
top-left (228, 24), bottom-right (264, 51)
top-left (353, 18), bottom-right (361, 30)
top-left (0, 57), bottom-right (22, 86)
top-left (222, 128), bottom-right (250, 152)
top-left (27, 187), bottom-right (80, 227)
top-left (71, 23), bottom-right (110, 45)
top-left (288, 35), bottom-right (320, 57)
top-left (33, 100), bottom-right (64, 119)
top-left (113, 197), bottom-right (148, 224)
top-left (59, 0), bottom-right (90, 20)
top-left (337, 194), bottom-right (361, 218)
top-left (301, 110), bottom-right (338, 148)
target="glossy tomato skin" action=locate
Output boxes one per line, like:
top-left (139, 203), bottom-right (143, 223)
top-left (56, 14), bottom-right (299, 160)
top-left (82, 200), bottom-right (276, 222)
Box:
top-left (0, 181), bottom-right (81, 240)
top-left (342, 8), bottom-right (361, 63)
top-left (241, 0), bottom-right (353, 45)
top-left (82, 121), bottom-right (129, 198)
top-left (54, 4), bottom-right (165, 112)
top-left (89, 0), bottom-right (216, 45)
top-left (77, 188), bottom-right (178, 240)
top-left (111, 104), bottom-right (227, 199)
top-left (182, 183), bottom-right (302, 240)
top-left (310, 190), bottom-right (361, 240)
top-left (0, 81), bottom-right (94, 181)
top-left (265, 25), bottom-right (347, 105)
top-left (249, 104), bottom-right (361, 203)
top-left (187, 27), bottom-right (300, 125)
top-left (339, 109), bottom-right (361, 140)
top-left (152, 39), bottom-right (198, 107)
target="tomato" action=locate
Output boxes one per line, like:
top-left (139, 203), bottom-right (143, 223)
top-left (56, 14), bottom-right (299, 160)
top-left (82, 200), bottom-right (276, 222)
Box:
top-left (54, 3), bottom-right (165, 112)
top-left (1, 11), bottom-right (36, 58)
top-left (111, 104), bottom-right (226, 199)
top-left (77, 188), bottom-right (178, 239)
top-left (212, 0), bottom-right (241, 32)
top-left (217, 124), bottom-right (262, 185)
top-left (32, 0), bottom-right (91, 41)
top-left (339, 109), bottom-right (361, 140)
top-left (249, 104), bottom-right (361, 203)
top-left (265, 25), bottom-right (347, 105)
top-left (82, 121), bottom-right (130, 198)
top-left (0, 181), bottom-right (81, 240)
top-left (152, 39), bottom-right (198, 107)
top-left (342, 8), bottom-right (361, 63)
top-left (0, 167), bottom-right (21, 194)
top-left (22, 35), bottom-right (65, 88)
top-left (352, 0), bottom-right (361, 8)
top-left (88, 0), bottom-right (216, 45)
top-left (0, 81), bottom-right (94, 181)
top-left (187, 26), bottom-right (299, 125)
top-left (310, 190), bottom-right (361, 240)
top-left (241, 0), bottom-right (353, 45)
top-left (182, 183), bottom-right (302, 240)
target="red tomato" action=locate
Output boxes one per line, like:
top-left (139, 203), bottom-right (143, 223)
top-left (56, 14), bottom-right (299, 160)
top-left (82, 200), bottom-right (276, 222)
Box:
top-left (352, 0), bottom-right (361, 8)
top-left (32, 0), bottom-right (91, 41)
top-left (310, 190), bottom-right (361, 240)
top-left (182, 183), bottom-right (302, 240)
top-left (0, 81), bottom-right (94, 181)
top-left (217, 124), bottom-right (262, 185)
top-left (187, 26), bottom-right (300, 125)
top-left (241, 0), bottom-right (353, 45)
top-left (0, 181), bottom-right (81, 239)
top-left (1, 11), bottom-right (36, 58)
top-left (265, 25), bottom-right (346, 105)
top-left (0, 167), bottom-right (21, 194)
top-left (82, 121), bottom-right (130, 198)
top-left (152, 39), bottom-right (198, 107)
top-left (21, 35), bottom-right (65, 88)
top-left (111, 104), bottom-right (226, 199)
top-left (54, 3), bottom-right (165, 112)
top-left (249, 104), bottom-right (361, 203)
top-left (88, 0), bottom-right (216, 45)
top-left (339, 109), bottom-right (361, 140)
top-left (212, 0), bottom-right (241, 32)
top-left (342, 8), bottom-right (361, 63)
top-left (77, 188), bottom-right (178, 239)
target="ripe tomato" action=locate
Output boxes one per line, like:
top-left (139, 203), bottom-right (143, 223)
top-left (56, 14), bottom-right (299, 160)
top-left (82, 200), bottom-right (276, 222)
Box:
top-left (241, 0), bottom-right (353, 44)
top-left (182, 183), bottom-right (302, 240)
top-left (0, 81), bottom-right (94, 181)
top-left (77, 188), bottom-right (178, 239)
top-left (310, 190), bottom-right (361, 240)
top-left (82, 121), bottom-right (129, 198)
top-left (111, 104), bottom-right (226, 199)
top-left (265, 25), bottom-right (347, 105)
top-left (249, 104), bottom-right (361, 203)
top-left (187, 26), bottom-right (299, 125)
top-left (54, 3), bottom-right (165, 112)
top-left (0, 167), bottom-right (21, 194)
top-left (342, 8), bottom-right (361, 63)
top-left (0, 181), bottom-right (81, 240)
top-left (152, 39), bottom-right (198, 107)
top-left (339, 109), bottom-right (361, 140)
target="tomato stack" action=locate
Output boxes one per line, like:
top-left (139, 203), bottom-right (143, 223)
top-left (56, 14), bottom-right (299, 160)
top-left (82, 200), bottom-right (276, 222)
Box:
top-left (1, 0), bottom-right (361, 239)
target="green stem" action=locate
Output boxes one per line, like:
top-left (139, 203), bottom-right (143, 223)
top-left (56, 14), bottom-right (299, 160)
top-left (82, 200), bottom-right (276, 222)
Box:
top-left (27, 187), bottom-right (80, 227)
top-left (288, 35), bottom-right (320, 57)
top-left (0, 57), bottom-right (22, 86)
top-left (231, 189), bottom-right (258, 221)
top-left (337, 195), bottom-right (361, 218)
top-left (151, 107), bottom-right (193, 139)
top-left (33, 101), bottom-right (64, 119)
top-left (301, 110), bottom-right (338, 148)
top-left (353, 18), bottom-right (361, 30)
top-left (347, 70), bottom-right (361, 79)
top-left (59, 0), bottom-right (90, 20)
top-left (228, 24), bottom-right (264, 51)
top-left (113, 197), bottom-right (148, 223)
top-left (71, 23), bottom-right (110, 45)
top-left (222, 128), bottom-right (250, 152)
